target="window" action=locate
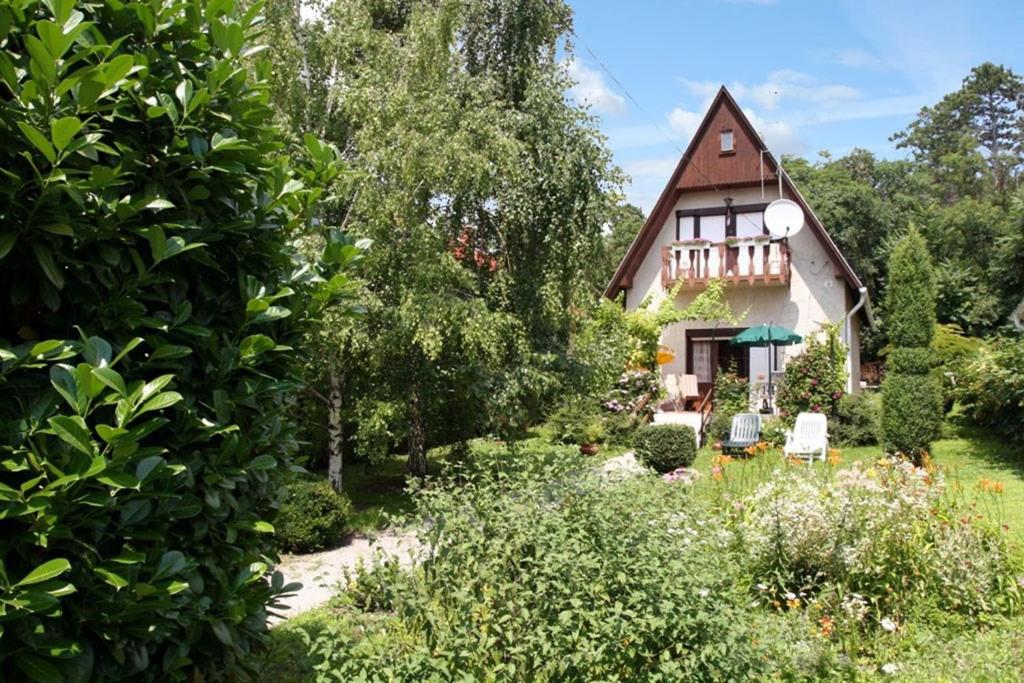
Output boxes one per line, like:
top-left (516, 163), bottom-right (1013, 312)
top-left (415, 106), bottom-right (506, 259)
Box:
top-left (720, 129), bottom-right (734, 153)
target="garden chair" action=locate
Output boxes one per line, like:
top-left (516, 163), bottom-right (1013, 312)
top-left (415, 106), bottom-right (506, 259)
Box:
top-left (721, 413), bottom-right (761, 455)
top-left (783, 413), bottom-right (829, 462)
top-left (662, 373), bottom-right (699, 411)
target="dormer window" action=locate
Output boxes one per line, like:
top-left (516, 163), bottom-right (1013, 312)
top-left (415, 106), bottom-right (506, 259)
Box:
top-left (720, 129), bottom-right (734, 153)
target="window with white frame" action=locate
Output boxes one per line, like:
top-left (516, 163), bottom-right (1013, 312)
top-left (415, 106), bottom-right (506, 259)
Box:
top-left (720, 129), bottom-right (734, 153)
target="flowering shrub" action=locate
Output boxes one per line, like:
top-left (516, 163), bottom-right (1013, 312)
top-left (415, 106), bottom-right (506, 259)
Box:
top-left (602, 368), bottom-right (662, 417)
top-left (775, 323), bottom-right (847, 424)
top-left (739, 459), bottom-right (1022, 623)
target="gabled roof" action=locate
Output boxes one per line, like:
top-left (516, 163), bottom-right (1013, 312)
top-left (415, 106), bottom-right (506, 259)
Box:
top-left (605, 86), bottom-right (864, 299)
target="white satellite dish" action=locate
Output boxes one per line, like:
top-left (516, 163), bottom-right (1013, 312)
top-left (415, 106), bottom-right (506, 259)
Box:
top-left (764, 199), bottom-right (804, 239)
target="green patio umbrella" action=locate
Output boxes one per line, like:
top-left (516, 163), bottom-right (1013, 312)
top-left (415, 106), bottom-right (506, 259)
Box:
top-left (730, 323), bottom-right (802, 412)
top-left (730, 324), bottom-right (802, 347)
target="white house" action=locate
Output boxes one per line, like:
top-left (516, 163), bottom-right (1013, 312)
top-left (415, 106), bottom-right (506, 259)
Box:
top-left (606, 87), bottom-right (873, 413)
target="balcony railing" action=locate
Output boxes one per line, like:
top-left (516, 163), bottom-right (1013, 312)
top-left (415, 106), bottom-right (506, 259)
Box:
top-left (661, 237), bottom-right (790, 289)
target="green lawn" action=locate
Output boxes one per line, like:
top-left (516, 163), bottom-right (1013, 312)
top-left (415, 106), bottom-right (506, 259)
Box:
top-left (688, 424), bottom-right (1024, 545)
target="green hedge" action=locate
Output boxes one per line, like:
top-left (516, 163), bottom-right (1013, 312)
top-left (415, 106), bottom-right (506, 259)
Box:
top-left (0, 2), bottom-right (355, 680)
top-left (276, 479), bottom-right (353, 554)
top-left (634, 424), bottom-right (697, 472)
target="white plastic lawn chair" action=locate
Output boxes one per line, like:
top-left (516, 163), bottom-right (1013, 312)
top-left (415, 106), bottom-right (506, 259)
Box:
top-left (783, 412), bottom-right (829, 462)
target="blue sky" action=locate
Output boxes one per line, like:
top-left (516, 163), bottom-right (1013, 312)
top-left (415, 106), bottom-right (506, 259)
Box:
top-left (566, 0), bottom-right (1024, 212)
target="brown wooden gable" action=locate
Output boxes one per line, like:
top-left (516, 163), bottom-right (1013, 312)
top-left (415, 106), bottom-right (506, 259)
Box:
top-left (605, 86), bottom-right (864, 300)
top-left (677, 96), bottom-right (776, 191)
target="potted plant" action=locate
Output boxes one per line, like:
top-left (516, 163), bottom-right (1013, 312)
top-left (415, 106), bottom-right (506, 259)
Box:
top-left (578, 419), bottom-right (605, 456)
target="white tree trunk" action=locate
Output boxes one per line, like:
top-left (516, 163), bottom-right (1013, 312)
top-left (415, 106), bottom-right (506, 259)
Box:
top-left (327, 372), bottom-right (344, 493)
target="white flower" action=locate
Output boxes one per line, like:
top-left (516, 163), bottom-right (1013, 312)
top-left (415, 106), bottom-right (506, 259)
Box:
top-left (881, 663), bottom-right (898, 675)
top-left (698, 587), bottom-right (710, 598)
top-left (784, 591), bottom-right (796, 601)
top-left (880, 617), bottom-right (897, 633)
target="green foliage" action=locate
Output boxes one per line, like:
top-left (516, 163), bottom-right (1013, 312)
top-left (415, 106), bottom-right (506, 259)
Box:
top-left (881, 229), bottom-right (942, 459)
top-left (709, 366), bottom-right (749, 441)
top-left (775, 324), bottom-right (847, 423)
top-left (264, 0), bottom-right (623, 472)
top-left (833, 391), bottom-right (881, 446)
top-left (0, 1), bottom-right (354, 679)
top-left (884, 227), bottom-right (938, 348)
top-left (547, 403), bottom-right (605, 446)
top-left (633, 423), bottom-right (697, 472)
top-left (276, 479), bottom-right (353, 553)
top-left (302, 453), bottom-right (778, 680)
top-left (957, 337), bottom-right (1024, 444)
top-left (893, 62), bottom-right (1024, 199)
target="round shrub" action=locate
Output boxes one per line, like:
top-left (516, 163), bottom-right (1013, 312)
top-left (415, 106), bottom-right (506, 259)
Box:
top-left (276, 479), bottom-right (353, 554)
top-left (633, 424), bottom-right (697, 472)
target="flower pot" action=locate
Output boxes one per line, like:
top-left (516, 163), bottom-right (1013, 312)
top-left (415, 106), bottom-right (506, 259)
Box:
top-left (580, 443), bottom-right (599, 456)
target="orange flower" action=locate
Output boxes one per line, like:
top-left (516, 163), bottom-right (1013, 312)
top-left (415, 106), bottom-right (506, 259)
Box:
top-left (827, 448), bottom-right (842, 466)
top-left (819, 615), bottom-right (834, 638)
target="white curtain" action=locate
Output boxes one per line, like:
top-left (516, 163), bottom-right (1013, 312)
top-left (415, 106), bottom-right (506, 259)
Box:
top-left (692, 341), bottom-right (712, 383)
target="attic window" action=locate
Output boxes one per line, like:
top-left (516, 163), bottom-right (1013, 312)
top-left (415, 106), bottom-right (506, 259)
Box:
top-left (720, 130), bottom-right (734, 153)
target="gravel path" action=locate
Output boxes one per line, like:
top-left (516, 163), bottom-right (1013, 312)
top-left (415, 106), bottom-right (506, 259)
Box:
top-left (269, 530), bottom-right (423, 623)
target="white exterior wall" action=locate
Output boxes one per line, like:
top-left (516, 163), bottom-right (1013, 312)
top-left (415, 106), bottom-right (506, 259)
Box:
top-left (624, 186), bottom-right (859, 391)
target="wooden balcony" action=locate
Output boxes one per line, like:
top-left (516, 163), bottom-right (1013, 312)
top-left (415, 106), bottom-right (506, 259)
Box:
top-left (660, 238), bottom-right (790, 289)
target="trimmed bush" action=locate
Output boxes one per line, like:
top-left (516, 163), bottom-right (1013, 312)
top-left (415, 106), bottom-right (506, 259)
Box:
top-left (834, 391), bottom-right (881, 446)
top-left (0, 2), bottom-right (356, 680)
top-left (881, 227), bottom-right (942, 459)
top-left (276, 479), bottom-right (353, 554)
top-left (634, 424), bottom-right (697, 472)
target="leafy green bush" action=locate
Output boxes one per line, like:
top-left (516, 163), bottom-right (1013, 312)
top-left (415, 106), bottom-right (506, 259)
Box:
top-left (276, 479), bottom-right (353, 553)
top-left (633, 423), bottom-right (697, 472)
top-left (547, 402), bottom-right (605, 445)
top-left (759, 417), bottom-right (788, 448)
top-left (709, 365), bottom-right (748, 441)
top-left (881, 227), bottom-right (942, 459)
top-left (0, 2), bottom-right (354, 679)
top-left (833, 391), bottom-right (881, 446)
top-left (304, 453), bottom-right (782, 680)
top-left (957, 337), bottom-right (1024, 444)
top-left (775, 323), bottom-right (847, 424)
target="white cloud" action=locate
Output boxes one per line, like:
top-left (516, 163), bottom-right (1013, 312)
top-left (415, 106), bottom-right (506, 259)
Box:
top-left (566, 59), bottom-right (627, 115)
top-left (682, 70), bottom-right (860, 111)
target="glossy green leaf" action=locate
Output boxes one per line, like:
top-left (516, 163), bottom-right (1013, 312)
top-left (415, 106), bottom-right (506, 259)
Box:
top-left (48, 415), bottom-right (94, 456)
top-left (136, 391), bottom-right (182, 416)
top-left (51, 116), bottom-right (83, 152)
top-left (16, 558), bottom-right (71, 587)
top-left (18, 121), bottom-right (56, 163)
top-left (91, 367), bottom-right (126, 395)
